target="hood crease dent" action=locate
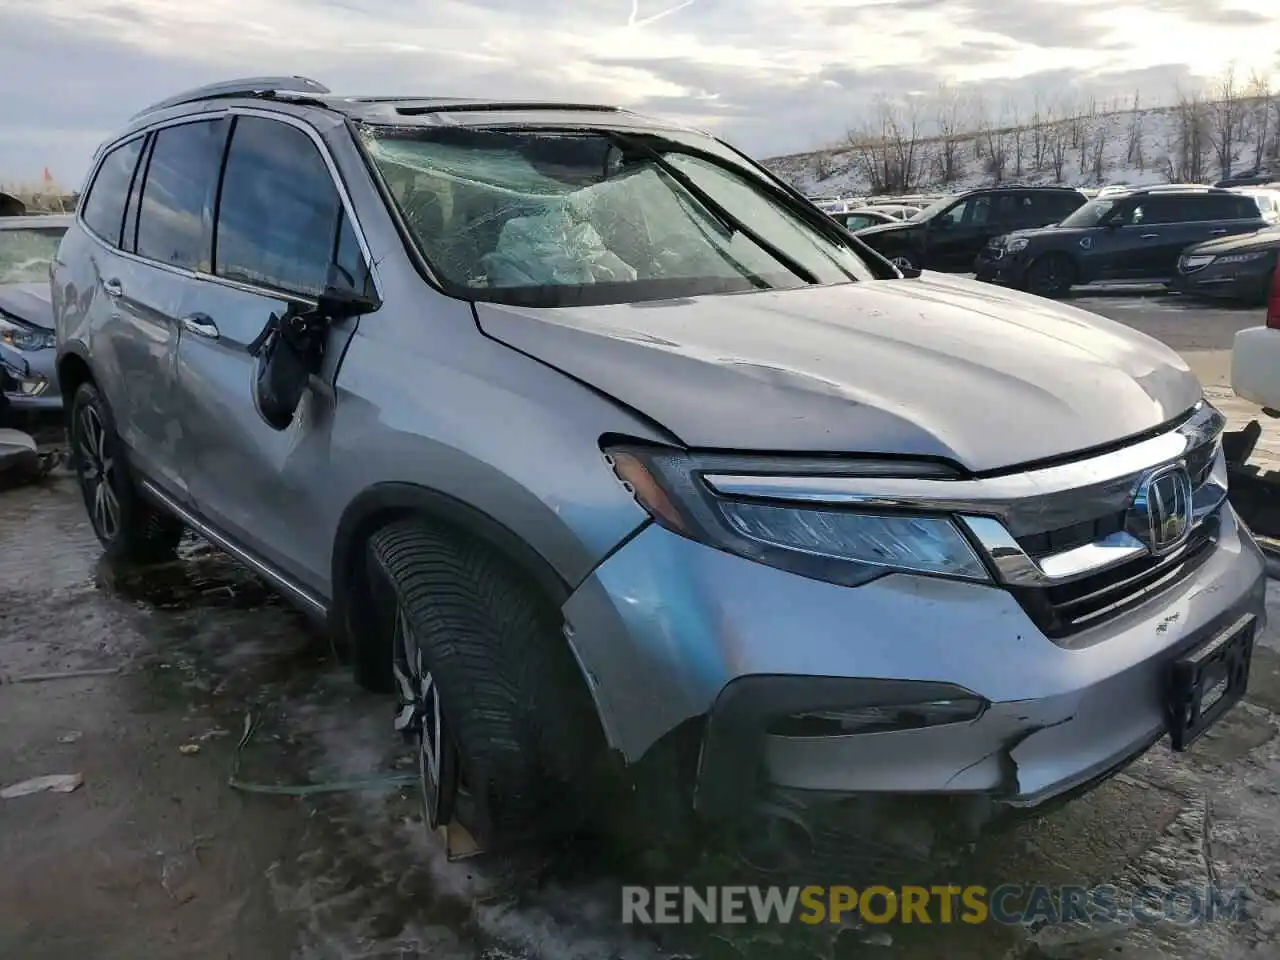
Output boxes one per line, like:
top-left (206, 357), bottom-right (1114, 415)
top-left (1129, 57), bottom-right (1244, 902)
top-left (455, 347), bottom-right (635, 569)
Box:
top-left (474, 274), bottom-right (1201, 472)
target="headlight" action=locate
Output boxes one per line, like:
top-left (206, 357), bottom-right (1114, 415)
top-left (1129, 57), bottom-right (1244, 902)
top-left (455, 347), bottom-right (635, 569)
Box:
top-left (604, 444), bottom-right (990, 586)
top-left (1213, 252), bottom-right (1267, 265)
top-left (1007, 238), bottom-right (1029, 253)
top-left (0, 315), bottom-right (55, 351)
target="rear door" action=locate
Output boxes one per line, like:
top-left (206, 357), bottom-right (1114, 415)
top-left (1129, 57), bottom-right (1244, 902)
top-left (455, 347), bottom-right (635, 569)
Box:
top-left (171, 112), bottom-right (376, 591)
top-left (1192, 193), bottom-right (1268, 243)
top-left (1118, 196), bottom-right (1196, 278)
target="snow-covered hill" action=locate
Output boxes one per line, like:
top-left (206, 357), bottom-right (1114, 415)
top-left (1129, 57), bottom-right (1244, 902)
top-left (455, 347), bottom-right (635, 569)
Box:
top-left (765, 91), bottom-right (1280, 199)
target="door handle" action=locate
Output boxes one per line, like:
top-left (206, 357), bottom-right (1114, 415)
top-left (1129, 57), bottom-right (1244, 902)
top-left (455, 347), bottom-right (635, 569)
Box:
top-left (180, 313), bottom-right (220, 339)
top-left (102, 277), bottom-right (123, 297)
top-left (1209, 229), bottom-right (1228, 235)
top-left (1140, 233), bottom-right (1159, 239)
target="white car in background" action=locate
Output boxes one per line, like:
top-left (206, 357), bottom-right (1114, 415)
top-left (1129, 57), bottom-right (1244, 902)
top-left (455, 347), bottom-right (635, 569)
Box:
top-left (1231, 256), bottom-right (1280, 414)
top-left (1232, 188), bottom-right (1280, 224)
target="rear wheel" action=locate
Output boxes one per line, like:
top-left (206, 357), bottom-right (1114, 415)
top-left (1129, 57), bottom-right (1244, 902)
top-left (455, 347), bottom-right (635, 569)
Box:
top-left (1024, 254), bottom-right (1077, 298)
top-left (365, 520), bottom-right (603, 846)
top-left (68, 382), bottom-right (184, 564)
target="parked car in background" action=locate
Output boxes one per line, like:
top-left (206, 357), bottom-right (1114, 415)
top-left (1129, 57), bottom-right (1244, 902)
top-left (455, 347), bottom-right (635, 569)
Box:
top-left (830, 207), bottom-right (899, 231)
top-left (1231, 257), bottom-right (1280, 414)
top-left (975, 186), bottom-right (1268, 298)
top-left (856, 186), bottom-right (1088, 272)
top-left (867, 203), bottom-right (922, 220)
top-left (1231, 188), bottom-right (1280, 224)
top-left (1216, 165), bottom-right (1280, 189)
top-left (1173, 226), bottom-right (1280, 305)
top-left (54, 77), bottom-right (1267, 861)
top-left (0, 214), bottom-right (71, 418)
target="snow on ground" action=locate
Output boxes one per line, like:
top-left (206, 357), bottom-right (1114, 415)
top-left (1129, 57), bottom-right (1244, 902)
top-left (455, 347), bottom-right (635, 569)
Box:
top-left (765, 101), bottom-right (1276, 200)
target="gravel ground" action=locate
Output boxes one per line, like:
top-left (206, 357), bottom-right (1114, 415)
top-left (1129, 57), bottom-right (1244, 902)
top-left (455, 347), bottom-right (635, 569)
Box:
top-left (2, 292), bottom-right (1280, 960)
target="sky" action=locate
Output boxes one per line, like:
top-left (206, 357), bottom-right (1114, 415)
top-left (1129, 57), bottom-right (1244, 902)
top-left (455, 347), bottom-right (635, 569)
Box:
top-left (2, 0), bottom-right (1280, 188)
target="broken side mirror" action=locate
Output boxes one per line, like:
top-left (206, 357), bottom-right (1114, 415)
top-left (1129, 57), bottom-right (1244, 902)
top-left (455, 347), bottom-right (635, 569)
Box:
top-left (315, 286), bottom-right (379, 323)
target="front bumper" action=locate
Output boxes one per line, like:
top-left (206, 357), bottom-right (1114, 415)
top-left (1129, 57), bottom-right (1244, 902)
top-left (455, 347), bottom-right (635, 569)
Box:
top-left (0, 344), bottom-right (60, 412)
top-left (1232, 326), bottom-right (1280, 411)
top-left (973, 249), bottom-right (1029, 287)
top-left (1170, 259), bottom-right (1274, 303)
top-left (562, 504), bottom-right (1267, 821)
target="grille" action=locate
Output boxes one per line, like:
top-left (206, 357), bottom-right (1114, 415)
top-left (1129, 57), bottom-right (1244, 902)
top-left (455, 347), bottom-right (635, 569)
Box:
top-left (1015, 439), bottom-right (1219, 561)
top-left (1009, 512), bottom-right (1221, 640)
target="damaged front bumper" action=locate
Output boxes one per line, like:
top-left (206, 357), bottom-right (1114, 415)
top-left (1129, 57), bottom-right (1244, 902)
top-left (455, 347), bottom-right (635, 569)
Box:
top-left (562, 504), bottom-right (1267, 838)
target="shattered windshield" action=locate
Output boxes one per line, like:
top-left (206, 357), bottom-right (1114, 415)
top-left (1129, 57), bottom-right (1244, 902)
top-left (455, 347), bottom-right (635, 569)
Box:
top-left (0, 226), bottom-right (65, 284)
top-left (360, 126), bottom-right (875, 306)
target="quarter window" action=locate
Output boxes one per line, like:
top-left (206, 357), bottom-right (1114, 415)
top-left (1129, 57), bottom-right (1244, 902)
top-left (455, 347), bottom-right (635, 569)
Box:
top-left (80, 137), bottom-right (145, 246)
top-left (214, 116), bottom-right (369, 298)
top-left (136, 119), bottom-right (228, 270)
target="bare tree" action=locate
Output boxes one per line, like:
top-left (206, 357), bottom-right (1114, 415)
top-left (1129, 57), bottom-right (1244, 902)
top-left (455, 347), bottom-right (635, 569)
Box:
top-left (846, 95), bottom-right (924, 195)
top-left (1092, 114), bottom-right (1111, 183)
top-left (1125, 90), bottom-right (1144, 170)
top-left (1245, 71), bottom-right (1273, 171)
top-left (1167, 85), bottom-right (1211, 182)
top-left (933, 83), bottom-right (966, 185)
top-left (974, 94), bottom-right (1008, 181)
top-left (1048, 117), bottom-right (1069, 182)
top-left (1007, 99), bottom-right (1025, 178)
top-left (1208, 66), bottom-right (1244, 179)
top-left (1030, 95), bottom-right (1052, 172)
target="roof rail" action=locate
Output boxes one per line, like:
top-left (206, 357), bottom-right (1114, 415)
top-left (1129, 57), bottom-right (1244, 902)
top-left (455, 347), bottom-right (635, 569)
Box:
top-left (130, 76), bottom-right (330, 120)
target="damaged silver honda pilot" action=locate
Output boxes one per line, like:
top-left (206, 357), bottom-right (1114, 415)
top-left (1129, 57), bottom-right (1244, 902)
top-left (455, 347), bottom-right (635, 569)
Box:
top-left (53, 77), bottom-right (1267, 857)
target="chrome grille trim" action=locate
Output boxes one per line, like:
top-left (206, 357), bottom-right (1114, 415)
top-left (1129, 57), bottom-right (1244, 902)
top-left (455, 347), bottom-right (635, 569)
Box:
top-left (703, 401), bottom-right (1226, 538)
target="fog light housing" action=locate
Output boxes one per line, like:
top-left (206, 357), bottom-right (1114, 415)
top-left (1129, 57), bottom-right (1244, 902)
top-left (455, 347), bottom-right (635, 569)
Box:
top-left (768, 697), bottom-right (986, 737)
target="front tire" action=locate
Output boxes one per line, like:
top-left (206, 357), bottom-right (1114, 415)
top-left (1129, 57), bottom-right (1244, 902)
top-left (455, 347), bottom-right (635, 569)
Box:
top-left (68, 382), bottom-right (184, 564)
top-left (1024, 254), bottom-right (1077, 298)
top-left (366, 520), bottom-right (604, 846)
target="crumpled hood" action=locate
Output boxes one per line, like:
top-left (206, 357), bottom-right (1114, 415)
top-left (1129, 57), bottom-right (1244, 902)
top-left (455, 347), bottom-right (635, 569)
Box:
top-left (0, 283), bottom-right (53, 330)
top-left (1185, 227), bottom-right (1280, 256)
top-left (474, 274), bottom-right (1201, 472)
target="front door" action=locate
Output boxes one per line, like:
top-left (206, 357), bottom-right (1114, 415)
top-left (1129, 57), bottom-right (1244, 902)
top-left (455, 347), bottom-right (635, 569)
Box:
top-left (925, 195), bottom-right (991, 270)
top-left (172, 113), bottom-right (375, 592)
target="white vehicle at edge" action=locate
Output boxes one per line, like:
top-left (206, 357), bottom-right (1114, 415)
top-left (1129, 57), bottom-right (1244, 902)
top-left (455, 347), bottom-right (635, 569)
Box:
top-left (1231, 257), bottom-right (1280, 413)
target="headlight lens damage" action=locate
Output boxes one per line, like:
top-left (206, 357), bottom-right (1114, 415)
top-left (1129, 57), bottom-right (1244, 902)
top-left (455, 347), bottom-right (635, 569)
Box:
top-left (605, 444), bottom-right (989, 587)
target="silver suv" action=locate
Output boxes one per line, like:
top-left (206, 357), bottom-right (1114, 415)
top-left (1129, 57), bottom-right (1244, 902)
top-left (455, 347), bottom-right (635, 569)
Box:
top-left (52, 77), bottom-right (1267, 853)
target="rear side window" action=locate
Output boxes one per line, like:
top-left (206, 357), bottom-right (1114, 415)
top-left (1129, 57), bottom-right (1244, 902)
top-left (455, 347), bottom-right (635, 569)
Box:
top-left (1230, 195), bottom-right (1262, 219)
top-left (80, 137), bottom-right (145, 246)
top-left (214, 115), bottom-right (369, 298)
top-left (136, 119), bottom-right (228, 271)
top-left (1050, 193), bottom-right (1085, 217)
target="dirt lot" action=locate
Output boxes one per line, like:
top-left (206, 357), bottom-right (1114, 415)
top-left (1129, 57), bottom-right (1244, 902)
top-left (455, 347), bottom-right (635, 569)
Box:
top-left (3, 292), bottom-right (1280, 960)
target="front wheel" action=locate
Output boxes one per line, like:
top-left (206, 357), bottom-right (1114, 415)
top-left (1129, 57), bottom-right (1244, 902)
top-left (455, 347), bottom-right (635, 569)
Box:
top-left (68, 382), bottom-right (184, 564)
top-left (366, 520), bottom-right (604, 847)
top-left (1024, 254), bottom-right (1077, 299)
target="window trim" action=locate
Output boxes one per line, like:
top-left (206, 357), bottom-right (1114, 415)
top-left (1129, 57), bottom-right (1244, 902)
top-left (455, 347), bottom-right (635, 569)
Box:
top-left (77, 107), bottom-right (383, 309)
top-left (77, 132), bottom-right (149, 249)
top-left (132, 115), bottom-right (230, 272)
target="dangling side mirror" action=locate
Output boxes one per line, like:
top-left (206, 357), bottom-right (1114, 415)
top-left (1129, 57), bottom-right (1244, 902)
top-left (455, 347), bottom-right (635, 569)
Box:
top-left (315, 287), bottom-right (379, 323)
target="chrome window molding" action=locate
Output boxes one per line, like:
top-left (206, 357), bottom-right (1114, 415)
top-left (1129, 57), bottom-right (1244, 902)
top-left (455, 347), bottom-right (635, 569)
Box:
top-left (78, 106), bottom-right (384, 306)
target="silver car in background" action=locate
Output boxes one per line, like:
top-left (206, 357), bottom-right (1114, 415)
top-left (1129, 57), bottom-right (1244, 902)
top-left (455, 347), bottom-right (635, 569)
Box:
top-left (51, 77), bottom-right (1267, 857)
top-left (1, 215), bottom-right (70, 416)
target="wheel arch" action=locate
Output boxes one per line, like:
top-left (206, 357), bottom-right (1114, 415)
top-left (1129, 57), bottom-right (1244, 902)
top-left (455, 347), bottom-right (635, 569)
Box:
top-left (331, 481), bottom-right (574, 688)
top-left (56, 344), bottom-right (95, 407)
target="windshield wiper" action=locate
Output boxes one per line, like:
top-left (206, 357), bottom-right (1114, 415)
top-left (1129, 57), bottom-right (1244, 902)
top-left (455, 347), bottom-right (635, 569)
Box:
top-left (604, 132), bottom-right (819, 285)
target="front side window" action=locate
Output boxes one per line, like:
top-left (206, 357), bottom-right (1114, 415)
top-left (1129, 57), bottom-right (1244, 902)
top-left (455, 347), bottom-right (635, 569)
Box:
top-left (0, 226), bottom-right (69, 284)
top-left (136, 119), bottom-right (228, 270)
top-left (215, 116), bottom-right (369, 298)
top-left (80, 137), bottom-right (145, 245)
top-left (361, 126), bottom-right (874, 307)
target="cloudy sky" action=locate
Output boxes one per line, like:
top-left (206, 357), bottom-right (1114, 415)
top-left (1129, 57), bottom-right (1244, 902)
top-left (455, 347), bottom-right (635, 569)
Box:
top-left (2, 0), bottom-right (1279, 188)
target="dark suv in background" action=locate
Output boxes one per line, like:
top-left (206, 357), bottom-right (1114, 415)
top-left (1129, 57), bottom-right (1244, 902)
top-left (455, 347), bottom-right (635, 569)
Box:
top-left (975, 185), bottom-right (1268, 298)
top-left (855, 186), bottom-right (1087, 272)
